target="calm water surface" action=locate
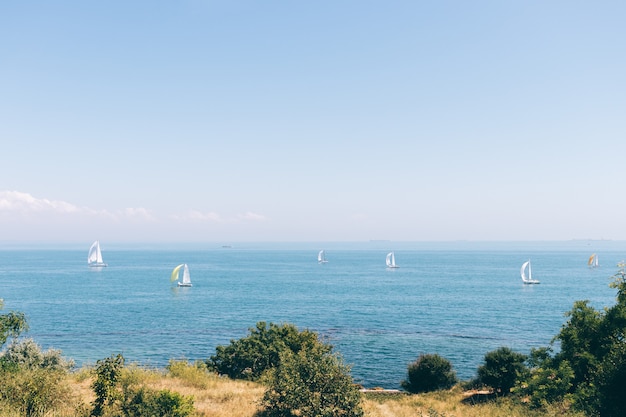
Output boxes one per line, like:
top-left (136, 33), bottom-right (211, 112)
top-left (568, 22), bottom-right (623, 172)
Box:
top-left (0, 241), bottom-right (623, 388)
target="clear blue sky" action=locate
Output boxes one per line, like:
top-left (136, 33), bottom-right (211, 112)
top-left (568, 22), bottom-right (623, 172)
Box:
top-left (1, 1), bottom-right (625, 243)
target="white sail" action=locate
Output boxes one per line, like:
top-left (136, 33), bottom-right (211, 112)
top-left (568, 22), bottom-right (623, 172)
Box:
top-left (588, 253), bottom-right (599, 268)
top-left (521, 260), bottom-right (539, 284)
top-left (171, 263), bottom-right (192, 287)
top-left (181, 264), bottom-right (192, 286)
top-left (318, 250), bottom-right (328, 263)
top-left (386, 252), bottom-right (399, 268)
top-left (88, 241), bottom-right (107, 267)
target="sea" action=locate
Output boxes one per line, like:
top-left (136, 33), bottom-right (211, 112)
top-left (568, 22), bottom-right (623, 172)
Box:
top-left (1, 240), bottom-right (624, 389)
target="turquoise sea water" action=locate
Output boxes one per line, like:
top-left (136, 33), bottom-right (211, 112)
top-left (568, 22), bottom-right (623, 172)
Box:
top-left (1, 241), bottom-right (624, 389)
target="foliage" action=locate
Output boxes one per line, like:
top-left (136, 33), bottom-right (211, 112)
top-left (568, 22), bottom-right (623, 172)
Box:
top-left (1, 338), bottom-right (74, 371)
top-left (476, 347), bottom-right (527, 395)
top-left (91, 354), bottom-right (126, 416)
top-left (514, 347), bottom-right (574, 409)
top-left (594, 341), bottom-right (626, 417)
top-left (260, 345), bottom-right (363, 417)
top-left (0, 306), bottom-right (71, 417)
top-left (122, 387), bottom-right (194, 417)
top-left (555, 300), bottom-right (604, 386)
top-left (208, 321), bottom-right (331, 380)
top-left (0, 367), bottom-right (71, 417)
top-left (166, 359), bottom-right (214, 389)
top-left (0, 304), bottom-right (28, 348)
top-left (512, 265), bottom-right (626, 416)
top-left (91, 354), bottom-right (194, 417)
top-left (401, 353), bottom-right (458, 394)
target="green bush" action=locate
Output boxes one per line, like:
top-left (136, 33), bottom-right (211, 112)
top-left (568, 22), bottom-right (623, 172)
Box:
top-left (91, 354), bottom-right (126, 416)
top-left (260, 346), bottom-right (363, 417)
top-left (0, 367), bottom-right (71, 417)
top-left (520, 270), bottom-right (626, 416)
top-left (208, 321), bottom-right (330, 380)
top-left (166, 359), bottom-right (213, 389)
top-left (515, 348), bottom-right (574, 409)
top-left (1, 338), bottom-right (74, 371)
top-left (592, 337), bottom-right (626, 417)
top-left (477, 347), bottom-right (527, 395)
top-left (0, 301), bottom-right (28, 348)
top-left (91, 354), bottom-right (194, 417)
top-left (401, 353), bottom-right (458, 394)
top-left (122, 387), bottom-right (194, 417)
top-left (0, 305), bottom-right (75, 417)
top-left (555, 300), bottom-right (604, 387)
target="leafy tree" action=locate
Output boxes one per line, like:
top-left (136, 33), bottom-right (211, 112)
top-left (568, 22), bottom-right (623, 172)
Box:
top-left (555, 300), bottom-right (604, 387)
top-left (594, 341), bottom-right (626, 417)
top-left (401, 353), bottom-right (458, 393)
top-left (477, 347), bottom-right (527, 395)
top-left (208, 321), bottom-right (330, 380)
top-left (260, 345), bottom-right (363, 417)
top-left (0, 300), bottom-right (28, 348)
top-left (515, 347), bottom-right (574, 409)
top-left (514, 264), bottom-right (626, 415)
top-left (92, 354), bottom-right (126, 416)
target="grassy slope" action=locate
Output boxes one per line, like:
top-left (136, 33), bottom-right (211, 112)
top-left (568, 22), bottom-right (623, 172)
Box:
top-left (52, 364), bottom-right (586, 417)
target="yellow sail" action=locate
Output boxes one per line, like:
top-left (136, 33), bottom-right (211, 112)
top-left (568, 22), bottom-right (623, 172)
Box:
top-left (171, 264), bottom-right (184, 282)
top-left (588, 254), bottom-right (596, 266)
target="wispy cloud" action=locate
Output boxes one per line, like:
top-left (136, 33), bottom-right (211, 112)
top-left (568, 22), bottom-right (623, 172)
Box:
top-left (173, 210), bottom-right (267, 223)
top-left (0, 191), bottom-right (266, 232)
top-left (238, 211), bottom-right (267, 222)
top-left (0, 190), bottom-right (82, 214)
top-left (0, 191), bottom-right (154, 222)
top-left (173, 210), bottom-right (223, 222)
top-left (119, 207), bottom-right (157, 221)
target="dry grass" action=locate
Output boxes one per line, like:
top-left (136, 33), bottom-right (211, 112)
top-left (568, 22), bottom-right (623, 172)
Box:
top-left (56, 365), bottom-right (586, 417)
top-left (148, 373), bottom-right (264, 417)
top-left (361, 387), bottom-right (587, 417)
top-left (64, 363), bottom-right (265, 417)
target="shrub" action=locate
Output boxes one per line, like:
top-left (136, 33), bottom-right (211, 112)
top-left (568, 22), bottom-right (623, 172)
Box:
top-left (555, 300), bottom-right (604, 387)
top-left (401, 353), bottom-right (458, 394)
top-left (594, 341), bottom-right (626, 417)
top-left (122, 387), bottom-right (194, 417)
top-left (208, 321), bottom-right (330, 380)
top-left (0, 304), bottom-right (28, 348)
top-left (515, 348), bottom-right (574, 409)
top-left (477, 347), bottom-right (527, 395)
top-left (260, 346), bottom-right (363, 417)
top-left (166, 359), bottom-right (213, 389)
top-left (0, 337), bottom-right (74, 417)
top-left (1, 338), bottom-right (74, 371)
top-left (91, 354), bottom-right (195, 417)
top-left (0, 367), bottom-right (71, 417)
top-left (91, 354), bottom-right (126, 416)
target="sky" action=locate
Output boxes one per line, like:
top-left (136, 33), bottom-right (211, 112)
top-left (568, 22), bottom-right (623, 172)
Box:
top-left (1, 1), bottom-right (625, 243)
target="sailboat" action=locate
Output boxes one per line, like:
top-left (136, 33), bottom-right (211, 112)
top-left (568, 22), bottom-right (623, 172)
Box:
top-left (318, 250), bottom-right (328, 264)
top-left (588, 253), bottom-right (599, 268)
top-left (87, 240), bottom-right (107, 267)
top-left (386, 252), bottom-right (399, 268)
top-left (520, 260), bottom-right (540, 284)
top-left (171, 263), bottom-right (192, 287)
